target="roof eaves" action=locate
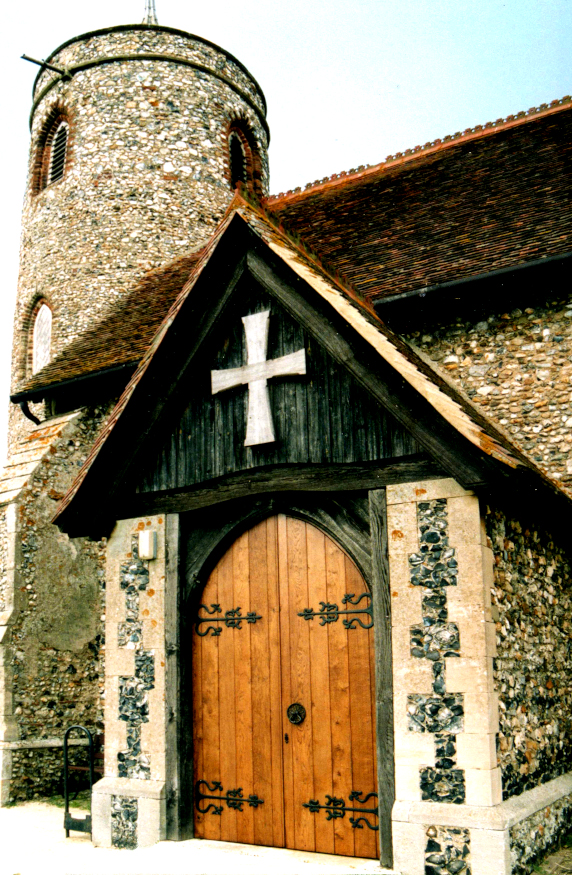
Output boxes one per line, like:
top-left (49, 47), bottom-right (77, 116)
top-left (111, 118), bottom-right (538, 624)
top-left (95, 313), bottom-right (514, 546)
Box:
top-left (373, 250), bottom-right (572, 308)
top-left (11, 361), bottom-right (139, 404)
top-left (12, 247), bottom-right (208, 400)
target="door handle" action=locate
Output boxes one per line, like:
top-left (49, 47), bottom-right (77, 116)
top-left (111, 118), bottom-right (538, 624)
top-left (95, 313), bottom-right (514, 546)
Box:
top-left (286, 703), bottom-right (306, 725)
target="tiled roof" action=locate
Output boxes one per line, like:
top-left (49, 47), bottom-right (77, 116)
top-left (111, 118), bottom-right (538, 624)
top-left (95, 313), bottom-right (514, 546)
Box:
top-left (269, 96), bottom-right (571, 200)
top-left (15, 98), bottom-right (572, 399)
top-left (13, 250), bottom-right (204, 399)
top-left (269, 98), bottom-right (572, 302)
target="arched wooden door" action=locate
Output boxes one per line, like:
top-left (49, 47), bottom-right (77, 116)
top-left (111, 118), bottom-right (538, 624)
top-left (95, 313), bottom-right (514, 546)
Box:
top-left (192, 515), bottom-right (379, 859)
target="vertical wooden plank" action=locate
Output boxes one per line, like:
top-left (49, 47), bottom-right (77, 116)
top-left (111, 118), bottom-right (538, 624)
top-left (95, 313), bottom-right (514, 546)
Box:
top-left (369, 489), bottom-right (394, 869)
top-left (345, 556), bottom-right (378, 859)
top-left (233, 531), bottom-right (255, 846)
top-left (328, 359), bottom-right (343, 464)
top-left (280, 313), bottom-right (296, 465)
top-left (325, 535), bottom-right (355, 858)
top-left (198, 565), bottom-right (221, 841)
top-left (265, 516), bottom-right (286, 848)
top-left (270, 315), bottom-right (285, 467)
top-left (339, 368), bottom-right (355, 464)
top-left (249, 520), bottom-right (275, 848)
top-left (191, 586), bottom-right (204, 839)
top-left (294, 323), bottom-right (308, 463)
top-left (278, 514), bottom-right (295, 848)
top-left (306, 525), bottom-right (335, 855)
top-left (369, 619), bottom-right (380, 858)
top-left (286, 517), bottom-right (315, 852)
top-left (164, 514), bottom-right (180, 840)
top-left (217, 541), bottom-right (238, 843)
top-left (310, 342), bottom-right (332, 465)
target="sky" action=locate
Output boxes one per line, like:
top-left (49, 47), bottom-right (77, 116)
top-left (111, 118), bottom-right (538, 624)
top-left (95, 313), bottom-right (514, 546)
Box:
top-left (0, 0), bottom-right (571, 461)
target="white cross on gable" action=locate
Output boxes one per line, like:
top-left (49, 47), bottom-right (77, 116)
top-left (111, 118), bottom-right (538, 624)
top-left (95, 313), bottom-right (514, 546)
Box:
top-left (211, 310), bottom-right (306, 446)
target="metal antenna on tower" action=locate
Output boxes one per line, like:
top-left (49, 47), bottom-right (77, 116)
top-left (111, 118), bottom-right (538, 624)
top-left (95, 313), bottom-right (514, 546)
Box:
top-left (143, 0), bottom-right (158, 25)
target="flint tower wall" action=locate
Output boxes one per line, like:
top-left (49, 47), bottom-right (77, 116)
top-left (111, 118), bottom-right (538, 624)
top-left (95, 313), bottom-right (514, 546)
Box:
top-left (12, 23), bottom-right (269, 392)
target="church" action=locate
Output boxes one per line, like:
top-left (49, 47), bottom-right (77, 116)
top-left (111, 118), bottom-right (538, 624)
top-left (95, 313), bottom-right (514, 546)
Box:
top-left (0, 9), bottom-right (570, 875)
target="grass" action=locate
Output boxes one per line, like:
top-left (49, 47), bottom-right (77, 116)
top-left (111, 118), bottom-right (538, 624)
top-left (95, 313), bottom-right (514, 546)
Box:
top-left (531, 832), bottom-right (572, 874)
top-left (7, 788), bottom-right (91, 811)
top-left (44, 789), bottom-right (91, 810)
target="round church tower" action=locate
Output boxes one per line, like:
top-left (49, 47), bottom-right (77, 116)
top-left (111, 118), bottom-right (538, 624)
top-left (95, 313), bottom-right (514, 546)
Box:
top-left (13, 22), bottom-right (269, 389)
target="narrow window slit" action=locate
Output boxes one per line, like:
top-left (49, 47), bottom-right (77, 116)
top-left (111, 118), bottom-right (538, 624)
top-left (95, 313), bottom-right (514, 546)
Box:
top-left (229, 132), bottom-right (247, 188)
top-left (48, 122), bottom-right (69, 184)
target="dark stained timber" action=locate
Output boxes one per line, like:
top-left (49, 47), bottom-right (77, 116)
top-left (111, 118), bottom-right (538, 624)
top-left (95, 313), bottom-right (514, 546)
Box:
top-left (134, 287), bottom-right (423, 497)
top-left (245, 249), bottom-right (493, 489)
top-left (125, 457), bottom-right (444, 520)
top-left (368, 489), bottom-right (394, 869)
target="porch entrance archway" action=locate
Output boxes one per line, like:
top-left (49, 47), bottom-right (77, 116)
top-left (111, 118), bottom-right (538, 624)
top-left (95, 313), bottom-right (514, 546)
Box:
top-left (191, 514), bottom-right (379, 858)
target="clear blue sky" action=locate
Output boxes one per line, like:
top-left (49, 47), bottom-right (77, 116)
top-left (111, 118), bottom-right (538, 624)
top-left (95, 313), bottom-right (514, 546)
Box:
top-left (1, 0), bottom-right (571, 458)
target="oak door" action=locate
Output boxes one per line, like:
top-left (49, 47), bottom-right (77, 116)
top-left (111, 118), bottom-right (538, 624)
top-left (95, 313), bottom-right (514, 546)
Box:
top-left (192, 515), bottom-right (379, 858)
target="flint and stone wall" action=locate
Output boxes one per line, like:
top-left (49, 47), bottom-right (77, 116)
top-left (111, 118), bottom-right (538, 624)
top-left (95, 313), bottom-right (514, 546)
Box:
top-left (407, 293), bottom-right (572, 493)
top-left (509, 789), bottom-right (572, 875)
top-left (486, 505), bottom-right (572, 800)
top-left (390, 478), bottom-right (498, 875)
top-left (92, 514), bottom-right (177, 849)
top-left (0, 408), bottom-right (110, 803)
top-left (388, 478), bottom-right (572, 875)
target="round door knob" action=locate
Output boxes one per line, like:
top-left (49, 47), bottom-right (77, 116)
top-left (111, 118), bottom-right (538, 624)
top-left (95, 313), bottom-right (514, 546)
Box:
top-left (287, 703), bottom-right (306, 725)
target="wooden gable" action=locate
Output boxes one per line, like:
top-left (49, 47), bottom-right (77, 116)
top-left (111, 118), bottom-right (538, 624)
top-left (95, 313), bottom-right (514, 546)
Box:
top-left (134, 284), bottom-right (423, 497)
top-left (55, 210), bottom-right (571, 540)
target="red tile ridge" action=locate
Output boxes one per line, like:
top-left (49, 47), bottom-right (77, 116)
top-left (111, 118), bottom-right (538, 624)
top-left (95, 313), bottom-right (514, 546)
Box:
top-left (267, 95), bottom-right (572, 205)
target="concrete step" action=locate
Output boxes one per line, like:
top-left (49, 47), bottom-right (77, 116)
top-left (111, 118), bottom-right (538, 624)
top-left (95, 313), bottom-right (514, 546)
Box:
top-left (2, 800), bottom-right (397, 875)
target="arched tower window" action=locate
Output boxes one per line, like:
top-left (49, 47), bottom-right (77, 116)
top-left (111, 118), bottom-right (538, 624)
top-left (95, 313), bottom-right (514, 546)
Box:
top-left (226, 121), bottom-right (262, 197)
top-left (229, 132), bottom-right (247, 188)
top-left (32, 303), bottom-right (52, 374)
top-left (48, 121), bottom-right (69, 185)
top-left (32, 108), bottom-right (71, 193)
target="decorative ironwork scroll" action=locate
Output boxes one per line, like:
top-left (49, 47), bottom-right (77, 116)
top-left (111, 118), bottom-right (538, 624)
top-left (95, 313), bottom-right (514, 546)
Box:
top-left (298, 592), bottom-right (373, 630)
top-left (195, 780), bottom-right (264, 814)
top-left (194, 603), bottom-right (263, 637)
top-left (303, 791), bottom-right (379, 830)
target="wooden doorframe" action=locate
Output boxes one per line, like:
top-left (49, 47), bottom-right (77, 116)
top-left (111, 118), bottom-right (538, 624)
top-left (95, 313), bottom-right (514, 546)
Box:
top-left (177, 488), bottom-right (394, 869)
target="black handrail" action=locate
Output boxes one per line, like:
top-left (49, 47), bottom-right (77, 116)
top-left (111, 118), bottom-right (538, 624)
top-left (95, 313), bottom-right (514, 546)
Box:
top-left (63, 725), bottom-right (94, 837)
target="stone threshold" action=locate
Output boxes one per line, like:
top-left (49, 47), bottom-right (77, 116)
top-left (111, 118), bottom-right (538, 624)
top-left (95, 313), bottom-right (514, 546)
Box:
top-left (178, 839), bottom-right (394, 874)
top-left (393, 770), bottom-right (572, 831)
